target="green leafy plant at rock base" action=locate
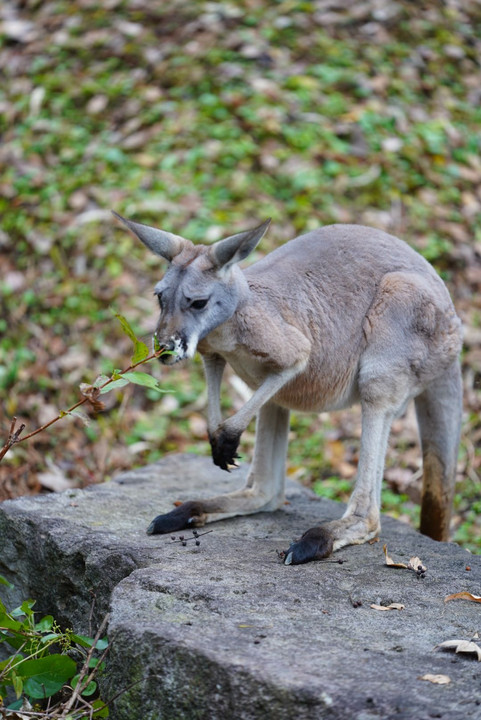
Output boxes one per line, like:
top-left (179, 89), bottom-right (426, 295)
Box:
top-left (0, 575), bottom-right (109, 718)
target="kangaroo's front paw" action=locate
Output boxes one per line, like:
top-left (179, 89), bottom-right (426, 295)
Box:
top-left (147, 501), bottom-right (205, 535)
top-left (209, 426), bottom-right (242, 471)
top-left (282, 526), bottom-right (334, 565)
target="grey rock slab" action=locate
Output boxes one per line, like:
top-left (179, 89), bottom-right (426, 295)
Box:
top-left (0, 453), bottom-right (330, 628)
top-left (0, 454), bottom-right (480, 720)
top-left (107, 529), bottom-right (481, 719)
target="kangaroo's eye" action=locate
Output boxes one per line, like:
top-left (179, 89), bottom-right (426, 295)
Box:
top-left (190, 298), bottom-right (208, 310)
top-left (155, 291), bottom-right (163, 309)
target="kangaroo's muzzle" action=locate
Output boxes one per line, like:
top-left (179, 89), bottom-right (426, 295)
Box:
top-left (156, 334), bottom-right (186, 365)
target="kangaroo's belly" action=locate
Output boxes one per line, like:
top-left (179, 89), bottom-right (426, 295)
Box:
top-left (274, 363), bottom-right (361, 413)
top-left (225, 347), bottom-right (361, 414)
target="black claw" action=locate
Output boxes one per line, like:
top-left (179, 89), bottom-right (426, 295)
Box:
top-left (147, 501), bottom-right (205, 535)
top-left (209, 428), bottom-right (242, 471)
top-left (282, 526), bottom-right (334, 565)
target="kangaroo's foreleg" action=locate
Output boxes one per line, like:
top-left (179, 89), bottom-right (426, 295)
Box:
top-left (147, 402), bottom-right (290, 534)
top-left (202, 352), bottom-right (226, 434)
top-left (283, 402), bottom-right (395, 565)
top-left (208, 363), bottom-right (304, 470)
top-left (415, 359), bottom-right (462, 541)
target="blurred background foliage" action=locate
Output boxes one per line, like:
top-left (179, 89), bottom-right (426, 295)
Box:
top-left (1, 0), bottom-right (480, 549)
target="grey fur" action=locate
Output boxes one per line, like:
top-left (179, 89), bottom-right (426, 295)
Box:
top-left (116, 215), bottom-right (463, 564)
top-left (112, 211), bottom-right (188, 262)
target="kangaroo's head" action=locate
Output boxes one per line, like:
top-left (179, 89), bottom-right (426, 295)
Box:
top-left (113, 213), bottom-right (270, 364)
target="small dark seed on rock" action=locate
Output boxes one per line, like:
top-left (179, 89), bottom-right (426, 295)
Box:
top-left (182, 541), bottom-right (187, 547)
top-left (179, 535), bottom-right (184, 541)
top-left (195, 540), bottom-right (201, 546)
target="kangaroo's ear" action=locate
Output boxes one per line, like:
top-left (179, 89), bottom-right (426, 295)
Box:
top-left (112, 212), bottom-right (189, 262)
top-left (209, 219), bottom-right (271, 270)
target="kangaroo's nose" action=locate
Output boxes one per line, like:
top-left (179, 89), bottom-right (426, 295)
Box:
top-left (162, 339), bottom-right (176, 352)
top-left (156, 336), bottom-right (177, 364)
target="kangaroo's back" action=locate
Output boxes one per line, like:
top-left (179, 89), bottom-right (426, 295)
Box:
top-left (245, 224), bottom-right (440, 298)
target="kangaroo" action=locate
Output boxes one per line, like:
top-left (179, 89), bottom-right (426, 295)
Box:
top-left (114, 212), bottom-right (463, 565)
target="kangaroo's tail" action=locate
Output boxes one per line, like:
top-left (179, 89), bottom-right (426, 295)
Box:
top-left (415, 359), bottom-right (462, 541)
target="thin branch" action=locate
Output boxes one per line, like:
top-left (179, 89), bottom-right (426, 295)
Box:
top-left (18, 398), bottom-right (88, 444)
top-left (59, 613), bottom-right (110, 718)
top-left (0, 350), bottom-right (165, 464)
top-left (0, 416), bottom-right (27, 462)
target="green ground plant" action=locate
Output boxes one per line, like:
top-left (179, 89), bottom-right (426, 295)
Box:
top-left (0, 575), bottom-right (108, 718)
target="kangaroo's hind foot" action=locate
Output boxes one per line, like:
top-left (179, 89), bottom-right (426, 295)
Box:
top-left (281, 526), bottom-right (334, 565)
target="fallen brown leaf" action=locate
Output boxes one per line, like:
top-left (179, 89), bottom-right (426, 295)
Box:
top-left (408, 556), bottom-right (426, 573)
top-left (419, 674), bottom-right (451, 685)
top-left (444, 592), bottom-right (481, 604)
top-left (383, 544), bottom-right (407, 568)
top-left (435, 639), bottom-right (481, 661)
top-left (383, 545), bottom-right (427, 574)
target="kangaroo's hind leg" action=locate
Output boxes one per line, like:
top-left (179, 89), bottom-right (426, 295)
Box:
top-left (282, 269), bottom-right (462, 565)
top-left (147, 402), bottom-right (290, 534)
top-left (415, 358), bottom-right (462, 541)
top-left (282, 400), bottom-right (397, 565)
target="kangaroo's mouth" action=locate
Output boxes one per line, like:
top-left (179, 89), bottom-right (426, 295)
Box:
top-left (155, 335), bottom-right (187, 365)
top-left (158, 352), bottom-right (182, 366)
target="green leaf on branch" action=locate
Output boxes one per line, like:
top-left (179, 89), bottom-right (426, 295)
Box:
top-left (19, 654), bottom-right (77, 699)
top-left (11, 600), bottom-right (35, 618)
top-left (12, 671), bottom-right (23, 699)
top-left (0, 575), bottom-right (13, 589)
top-left (72, 673), bottom-right (98, 696)
top-left (91, 698), bottom-right (110, 718)
top-left (99, 378), bottom-right (130, 394)
top-left (71, 633), bottom-right (108, 651)
top-left (114, 313), bottom-right (150, 364)
top-left (122, 371), bottom-right (167, 392)
top-left (0, 611), bottom-right (23, 632)
top-left (40, 633), bottom-right (63, 643)
top-left (35, 615), bottom-right (54, 632)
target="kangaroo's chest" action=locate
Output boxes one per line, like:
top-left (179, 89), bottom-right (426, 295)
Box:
top-left (198, 327), bottom-right (273, 390)
top-left (223, 349), bottom-right (271, 389)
